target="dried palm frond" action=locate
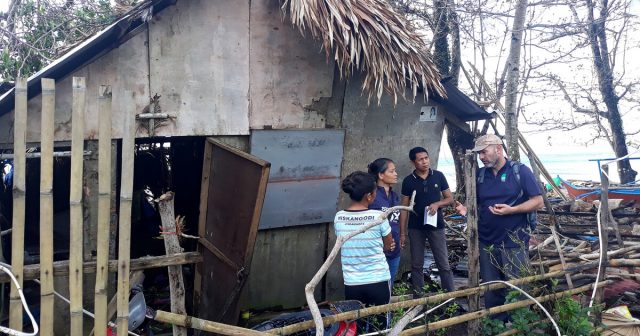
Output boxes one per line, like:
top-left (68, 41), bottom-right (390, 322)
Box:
top-left (282, 0), bottom-right (446, 104)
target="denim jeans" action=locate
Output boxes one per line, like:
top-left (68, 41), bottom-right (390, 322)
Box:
top-left (408, 228), bottom-right (455, 294)
top-left (479, 240), bottom-right (530, 322)
top-left (386, 255), bottom-right (401, 286)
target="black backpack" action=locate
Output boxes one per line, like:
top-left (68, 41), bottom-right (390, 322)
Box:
top-left (477, 161), bottom-right (538, 231)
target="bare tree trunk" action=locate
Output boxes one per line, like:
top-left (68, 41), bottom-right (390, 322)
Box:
top-left (503, 0), bottom-right (527, 161)
top-left (433, 0), bottom-right (450, 77)
top-left (433, 0), bottom-right (470, 196)
top-left (586, 0), bottom-right (637, 183)
top-left (446, 124), bottom-right (474, 195)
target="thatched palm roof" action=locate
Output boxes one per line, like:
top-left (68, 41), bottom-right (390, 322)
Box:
top-left (282, 0), bottom-right (446, 104)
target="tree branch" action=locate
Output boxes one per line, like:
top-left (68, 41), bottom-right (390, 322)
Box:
top-left (305, 192), bottom-right (416, 336)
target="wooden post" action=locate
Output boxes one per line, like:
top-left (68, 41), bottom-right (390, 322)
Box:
top-left (9, 77), bottom-right (27, 331)
top-left (157, 192), bottom-right (188, 336)
top-left (94, 85), bottom-right (112, 336)
top-left (527, 152), bottom-right (573, 289)
top-left (594, 164), bottom-right (611, 324)
top-left (117, 90), bottom-right (136, 335)
top-left (69, 77), bottom-right (86, 335)
top-left (463, 151), bottom-right (480, 335)
top-left (40, 78), bottom-right (56, 335)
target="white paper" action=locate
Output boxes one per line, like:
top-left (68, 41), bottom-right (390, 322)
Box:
top-left (423, 207), bottom-right (438, 227)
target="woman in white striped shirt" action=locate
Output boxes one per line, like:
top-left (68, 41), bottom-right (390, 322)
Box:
top-left (334, 171), bottom-right (395, 332)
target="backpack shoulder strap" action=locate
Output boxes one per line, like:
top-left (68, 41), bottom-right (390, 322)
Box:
top-left (511, 161), bottom-right (521, 184)
top-left (508, 161), bottom-right (524, 206)
top-left (477, 167), bottom-right (486, 184)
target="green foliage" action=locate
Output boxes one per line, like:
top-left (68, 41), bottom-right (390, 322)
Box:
top-left (0, 0), bottom-right (123, 82)
top-left (554, 296), bottom-right (594, 336)
top-left (390, 282), bottom-right (410, 326)
top-left (481, 317), bottom-right (506, 335)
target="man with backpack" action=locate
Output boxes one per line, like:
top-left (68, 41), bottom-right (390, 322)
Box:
top-left (456, 134), bottom-right (543, 322)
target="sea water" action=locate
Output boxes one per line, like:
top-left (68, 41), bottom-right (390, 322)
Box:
top-left (437, 151), bottom-right (640, 192)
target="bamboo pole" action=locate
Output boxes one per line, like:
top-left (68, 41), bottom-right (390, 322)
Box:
top-left (69, 77), bottom-right (86, 335)
top-left (528, 151), bottom-right (573, 289)
top-left (399, 280), bottom-right (613, 335)
top-left (152, 310), bottom-right (266, 336)
top-left (157, 192), bottom-right (188, 336)
top-left (0, 252), bottom-right (202, 283)
top-left (94, 85), bottom-right (112, 336)
top-left (117, 90), bottom-right (136, 335)
top-left (39, 78), bottom-right (56, 335)
top-left (9, 77), bottom-right (27, 331)
top-left (270, 269), bottom-right (573, 335)
top-left (463, 151), bottom-right (480, 335)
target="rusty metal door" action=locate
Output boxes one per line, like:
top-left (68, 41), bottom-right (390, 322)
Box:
top-left (194, 138), bottom-right (270, 327)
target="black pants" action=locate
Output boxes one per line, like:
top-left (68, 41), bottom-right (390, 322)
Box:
top-left (345, 281), bottom-right (390, 332)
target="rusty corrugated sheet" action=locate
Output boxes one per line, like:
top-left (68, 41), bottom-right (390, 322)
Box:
top-left (251, 129), bottom-right (345, 229)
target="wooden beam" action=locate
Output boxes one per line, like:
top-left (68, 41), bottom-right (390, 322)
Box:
top-left (463, 151), bottom-right (480, 335)
top-left (443, 112), bottom-right (471, 133)
top-left (9, 78), bottom-right (27, 331)
top-left (39, 78), bottom-right (56, 336)
top-left (0, 252), bottom-right (202, 283)
top-left (94, 85), bottom-right (112, 336)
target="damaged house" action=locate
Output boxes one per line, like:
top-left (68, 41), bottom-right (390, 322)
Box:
top-left (0, 0), bottom-right (490, 333)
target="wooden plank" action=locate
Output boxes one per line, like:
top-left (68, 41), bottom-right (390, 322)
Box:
top-left (94, 85), bottom-right (112, 336)
top-left (193, 139), bottom-right (213, 321)
top-left (0, 252), bottom-right (202, 283)
top-left (527, 152), bottom-right (573, 289)
top-left (39, 78), bottom-right (56, 335)
top-left (117, 90), bottom-right (136, 335)
top-left (157, 192), bottom-right (187, 336)
top-left (197, 138), bottom-right (270, 326)
top-left (463, 151), bottom-right (480, 335)
top-left (69, 77), bottom-right (86, 335)
top-left (9, 77), bottom-right (27, 331)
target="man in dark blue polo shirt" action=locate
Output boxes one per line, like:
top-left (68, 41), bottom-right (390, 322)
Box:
top-left (399, 147), bottom-right (455, 295)
top-left (468, 134), bottom-right (543, 321)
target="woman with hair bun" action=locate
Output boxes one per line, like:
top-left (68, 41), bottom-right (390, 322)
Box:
top-left (335, 171), bottom-right (395, 331)
top-left (367, 158), bottom-right (401, 284)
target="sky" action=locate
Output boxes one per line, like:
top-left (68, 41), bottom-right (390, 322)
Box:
top-left (447, 0), bottom-right (640, 157)
top-left (1, 0), bottom-right (637, 158)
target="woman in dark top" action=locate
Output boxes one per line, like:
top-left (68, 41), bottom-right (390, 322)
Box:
top-left (368, 158), bottom-right (401, 284)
